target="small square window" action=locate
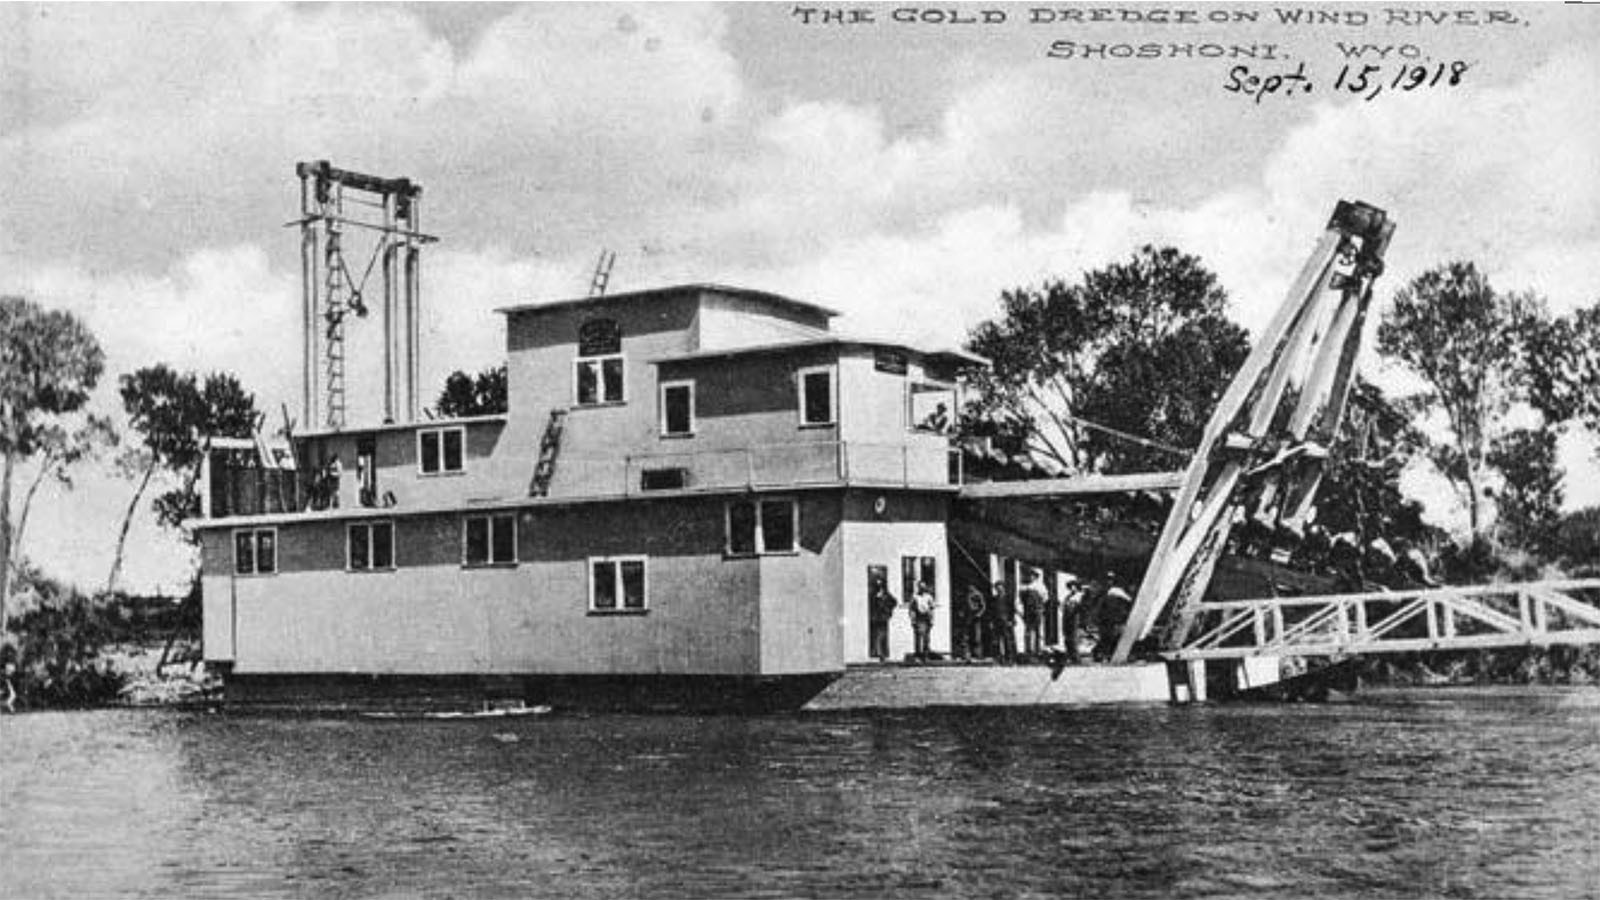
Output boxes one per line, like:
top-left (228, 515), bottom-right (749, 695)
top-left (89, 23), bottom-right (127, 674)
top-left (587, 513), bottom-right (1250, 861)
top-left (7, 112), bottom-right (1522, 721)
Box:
top-left (798, 366), bottom-right (835, 426)
top-left (575, 355), bottom-right (625, 406)
top-left (464, 514), bottom-right (516, 566)
top-left (234, 528), bottom-right (277, 575)
top-left (419, 427), bottom-right (465, 475)
top-left (348, 521), bottom-right (395, 571)
top-left (590, 556), bottom-right (648, 613)
top-left (726, 499), bottom-right (798, 556)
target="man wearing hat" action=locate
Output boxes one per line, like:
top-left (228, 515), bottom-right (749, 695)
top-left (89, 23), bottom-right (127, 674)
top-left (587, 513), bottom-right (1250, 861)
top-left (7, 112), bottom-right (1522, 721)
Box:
top-left (1059, 573), bottom-right (1083, 664)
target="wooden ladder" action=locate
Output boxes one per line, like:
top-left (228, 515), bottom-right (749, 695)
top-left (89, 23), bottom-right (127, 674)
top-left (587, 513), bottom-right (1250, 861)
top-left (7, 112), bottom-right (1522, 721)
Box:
top-left (529, 409), bottom-right (568, 497)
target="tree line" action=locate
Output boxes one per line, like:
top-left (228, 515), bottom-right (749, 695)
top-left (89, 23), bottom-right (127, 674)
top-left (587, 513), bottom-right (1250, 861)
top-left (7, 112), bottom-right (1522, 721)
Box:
top-left (964, 250), bottom-right (1600, 579)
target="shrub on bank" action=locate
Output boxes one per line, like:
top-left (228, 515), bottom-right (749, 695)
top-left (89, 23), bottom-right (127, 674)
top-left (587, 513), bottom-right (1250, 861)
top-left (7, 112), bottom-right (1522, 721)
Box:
top-left (3, 572), bottom-right (127, 709)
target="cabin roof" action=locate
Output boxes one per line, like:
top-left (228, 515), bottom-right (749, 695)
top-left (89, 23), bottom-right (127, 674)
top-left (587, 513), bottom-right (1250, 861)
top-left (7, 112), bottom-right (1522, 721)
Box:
top-left (649, 335), bottom-right (988, 370)
top-left (495, 283), bottom-right (841, 319)
top-left (294, 413), bottom-right (508, 440)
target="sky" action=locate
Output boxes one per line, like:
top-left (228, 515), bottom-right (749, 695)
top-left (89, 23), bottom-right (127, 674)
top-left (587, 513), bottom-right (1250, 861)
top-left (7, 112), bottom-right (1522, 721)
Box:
top-left (2, 2), bottom-right (1598, 592)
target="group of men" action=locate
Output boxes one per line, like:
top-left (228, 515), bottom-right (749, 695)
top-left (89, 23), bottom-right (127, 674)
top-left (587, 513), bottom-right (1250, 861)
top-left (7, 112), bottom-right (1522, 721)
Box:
top-left (867, 568), bottom-right (1136, 665)
top-left (869, 578), bottom-right (940, 662)
top-left (958, 570), bottom-right (1133, 664)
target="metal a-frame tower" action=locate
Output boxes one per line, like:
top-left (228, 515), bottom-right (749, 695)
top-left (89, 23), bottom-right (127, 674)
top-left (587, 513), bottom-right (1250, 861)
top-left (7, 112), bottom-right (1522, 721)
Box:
top-left (295, 161), bottom-right (436, 431)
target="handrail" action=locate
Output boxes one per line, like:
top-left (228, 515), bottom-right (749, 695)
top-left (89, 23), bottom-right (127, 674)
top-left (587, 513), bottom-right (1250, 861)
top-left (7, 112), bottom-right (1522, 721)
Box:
top-left (555, 440), bottom-right (963, 495)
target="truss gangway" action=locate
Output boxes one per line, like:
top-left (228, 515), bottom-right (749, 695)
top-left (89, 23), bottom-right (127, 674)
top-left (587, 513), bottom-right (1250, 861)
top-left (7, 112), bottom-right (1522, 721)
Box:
top-left (1169, 579), bottom-right (1600, 661)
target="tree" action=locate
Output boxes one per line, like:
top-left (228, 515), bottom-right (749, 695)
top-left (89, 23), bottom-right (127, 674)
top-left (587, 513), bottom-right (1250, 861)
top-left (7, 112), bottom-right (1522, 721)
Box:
top-left (1486, 428), bottom-right (1564, 558)
top-left (7, 415), bottom-right (118, 580)
top-left (1522, 303), bottom-right (1600, 431)
top-left (111, 366), bottom-right (257, 590)
top-left (1, 296), bottom-right (105, 637)
top-left (435, 364), bottom-right (508, 418)
top-left (965, 246), bottom-right (1251, 474)
top-left (1376, 262), bottom-right (1557, 538)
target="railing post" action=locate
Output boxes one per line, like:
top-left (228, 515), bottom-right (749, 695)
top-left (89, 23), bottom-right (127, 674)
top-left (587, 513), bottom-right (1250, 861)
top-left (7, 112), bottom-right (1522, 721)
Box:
top-left (1253, 607), bottom-right (1266, 646)
top-left (1354, 599), bottom-right (1368, 639)
top-left (1442, 601), bottom-right (1456, 639)
top-left (1426, 598), bottom-right (1439, 641)
top-left (199, 449), bottom-right (213, 518)
top-left (1518, 590), bottom-right (1532, 633)
top-left (1534, 594), bottom-right (1549, 633)
top-left (1271, 604), bottom-right (1285, 645)
top-left (1335, 600), bottom-right (1350, 646)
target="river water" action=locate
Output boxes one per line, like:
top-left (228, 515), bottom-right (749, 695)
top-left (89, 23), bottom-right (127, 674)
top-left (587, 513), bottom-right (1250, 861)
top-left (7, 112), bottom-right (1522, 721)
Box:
top-left (3, 689), bottom-right (1599, 899)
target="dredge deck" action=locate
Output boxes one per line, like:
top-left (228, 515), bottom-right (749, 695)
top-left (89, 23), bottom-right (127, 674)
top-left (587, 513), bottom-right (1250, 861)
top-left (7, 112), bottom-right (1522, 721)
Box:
top-left (807, 658), bottom-right (1280, 710)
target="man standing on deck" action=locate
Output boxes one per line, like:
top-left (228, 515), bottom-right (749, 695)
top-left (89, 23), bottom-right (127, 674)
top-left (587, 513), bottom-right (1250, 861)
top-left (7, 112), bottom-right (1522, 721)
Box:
top-left (869, 577), bottom-right (898, 662)
top-left (1043, 572), bottom-right (1062, 649)
top-left (1020, 570), bottom-right (1045, 659)
top-left (960, 585), bottom-right (987, 660)
top-left (910, 581), bottom-right (937, 662)
top-left (1060, 573), bottom-right (1083, 664)
top-left (989, 580), bottom-right (1016, 664)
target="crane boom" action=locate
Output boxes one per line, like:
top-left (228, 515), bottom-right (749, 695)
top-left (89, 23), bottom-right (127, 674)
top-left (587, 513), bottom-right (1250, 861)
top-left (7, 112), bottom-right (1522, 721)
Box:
top-left (1114, 200), bottom-right (1395, 662)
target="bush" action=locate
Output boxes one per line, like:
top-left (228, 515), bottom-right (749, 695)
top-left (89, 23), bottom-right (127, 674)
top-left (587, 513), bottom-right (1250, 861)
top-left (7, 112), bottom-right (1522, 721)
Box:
top-left (3, 572), bottom-right (127, 709)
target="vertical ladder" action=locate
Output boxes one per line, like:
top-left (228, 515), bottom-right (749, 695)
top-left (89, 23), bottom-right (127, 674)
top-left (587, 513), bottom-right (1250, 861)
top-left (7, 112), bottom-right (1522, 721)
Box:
top-left (530, 409), bottom-right (568, 497)
top-left (323, 223), bottom-right (351, 430)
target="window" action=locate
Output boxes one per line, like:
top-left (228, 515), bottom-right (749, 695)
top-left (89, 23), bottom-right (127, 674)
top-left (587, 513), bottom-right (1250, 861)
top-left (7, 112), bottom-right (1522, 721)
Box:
top-left (463, 514), bottom-right (517, 566)
top-left (348, 521), bottom-right (395, 571)
top-left (660, 380), bottom-right (695, 436)
top-left (798, 365), bottom-right (836, 426)
top-left (640, 468), bottom-right (689, 491)
top-left (726, 498), bottom-right (798, 555)
top-left (233, 528), bottom-right (277, 575)
top-left (419, 427), bottom-right (465, 475)
top-left (576, 317), bottom-right (626, 407)
top-left (901, 555), bottom-right (937, 604)
top-left (589, 556), bottom-right (648, 612)
top-left (909, 383), bottom-right (956, 433)
top-left (575, 355), bottom-right (625, 405)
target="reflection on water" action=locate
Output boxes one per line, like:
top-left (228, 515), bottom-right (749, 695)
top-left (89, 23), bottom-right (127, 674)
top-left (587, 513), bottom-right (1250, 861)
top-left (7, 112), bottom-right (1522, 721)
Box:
top-left (4, 689), bottom-right (1600, 899)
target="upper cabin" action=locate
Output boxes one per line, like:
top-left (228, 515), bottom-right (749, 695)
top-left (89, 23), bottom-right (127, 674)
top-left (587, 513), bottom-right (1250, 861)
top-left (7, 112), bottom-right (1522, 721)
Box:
top-left (200, 284), bottom-right (984, 521)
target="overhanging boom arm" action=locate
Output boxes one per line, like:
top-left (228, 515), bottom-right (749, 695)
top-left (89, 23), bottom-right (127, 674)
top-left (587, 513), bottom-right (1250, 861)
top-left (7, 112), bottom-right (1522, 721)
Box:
top-left (1113, 200), bottom-right (1395, 663)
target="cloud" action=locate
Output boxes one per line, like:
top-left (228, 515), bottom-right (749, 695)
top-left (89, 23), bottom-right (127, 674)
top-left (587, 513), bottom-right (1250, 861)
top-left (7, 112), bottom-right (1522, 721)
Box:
top-left (1, 3), bottom-right (746, 275)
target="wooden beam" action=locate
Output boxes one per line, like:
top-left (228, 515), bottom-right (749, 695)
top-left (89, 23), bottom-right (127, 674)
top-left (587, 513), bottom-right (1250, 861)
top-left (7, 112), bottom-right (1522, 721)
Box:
top-left (958, 471), bottom-right (1184, 499)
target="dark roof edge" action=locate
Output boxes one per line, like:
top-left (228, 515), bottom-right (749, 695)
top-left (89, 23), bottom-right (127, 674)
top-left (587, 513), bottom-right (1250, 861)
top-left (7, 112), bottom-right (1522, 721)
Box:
top-left (495, 283), bottom-right (841, 319)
